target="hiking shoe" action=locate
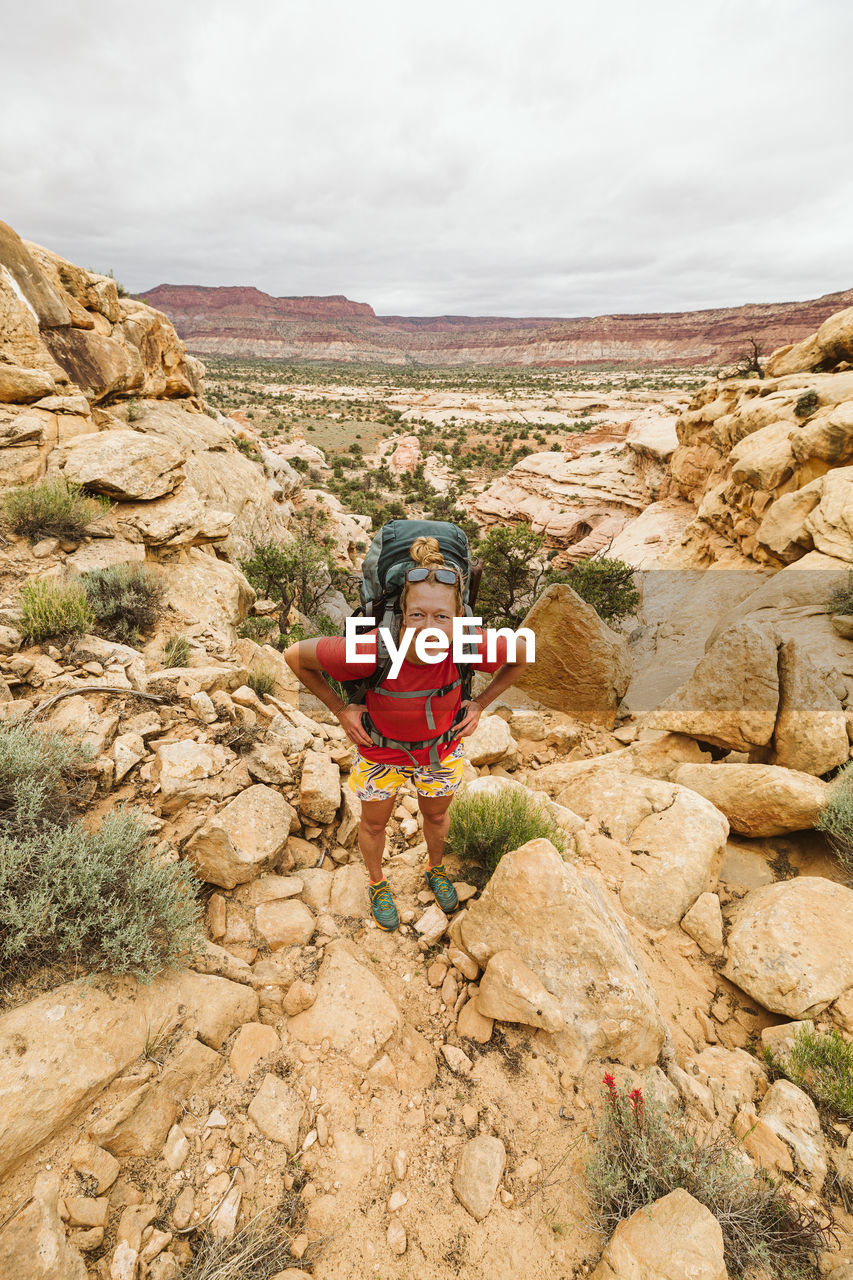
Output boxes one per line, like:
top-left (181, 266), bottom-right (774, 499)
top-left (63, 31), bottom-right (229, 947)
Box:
top-left (368, 879), bottom-right (399, 931)
top-left (424, 864), bottom-right (459, 913)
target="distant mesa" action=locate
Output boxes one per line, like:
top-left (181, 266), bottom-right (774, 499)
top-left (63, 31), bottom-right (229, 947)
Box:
top-left (139, 282), bottom-right (853, 368)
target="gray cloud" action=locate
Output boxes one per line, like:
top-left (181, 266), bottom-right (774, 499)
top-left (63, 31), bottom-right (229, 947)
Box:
top-left (2, 0), bottom-right (851, 316)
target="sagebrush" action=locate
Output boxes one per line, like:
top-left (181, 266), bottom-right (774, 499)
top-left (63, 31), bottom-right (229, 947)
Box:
top-left (247, 669), bottom-right (277, 699)
top-left (447, 785), bottom-right (569, 876)
top-left (0, 719), bottom-right (203, 984)
top-left (763, 1025), bottom-right (853, 1122)
top-left (19, 577), bottom-right (94, 643)
top-left (585, 1074), bottom-right (834, 1279)
top-left (815, 761), bottom-right (853, 877)
top-left (81, 562), bottom-right (165, 644)
top-left (1, 475), bottom-right (109, 542)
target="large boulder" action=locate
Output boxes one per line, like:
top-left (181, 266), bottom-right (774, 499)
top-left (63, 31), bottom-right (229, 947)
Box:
top-left (57, 429), bottom-right (186, 499)
top-left (287, 943), bottom-right (402, 1068)
top-left (759, 1079), bottom-right (826, 1190)
top-left (723, 877), bottom-right (853, 1016)
top-left (554, 771), bottom-right (728, 928)
top-left (644, 619), bottom-right (779, 751)
top-left (671, 762), bottom-right (830, 836)
top-left (183, 784), bottom-right (292, 889)
top-left (768, 638), bottom-right (849, 774)
top-left (515, 582), bottom-right (632, 728)
top-left (160, 547), bottom-right (255, 632)
top-left (590, 1188), bottom-right (727, 1280)
top-left (464, 714), bottom-right (517, 767)
top-left (460, 840), bottom-right (667, 1070)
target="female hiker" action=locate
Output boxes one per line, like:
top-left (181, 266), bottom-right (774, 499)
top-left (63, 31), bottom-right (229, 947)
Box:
top-left (284, 536), bottom-right (531, 931)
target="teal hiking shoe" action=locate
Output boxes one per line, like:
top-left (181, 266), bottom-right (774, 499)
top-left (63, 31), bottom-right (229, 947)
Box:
top-left (368, 878), bottom-right (399, 931)
top-left (424, 863), bottom-right (459, 914)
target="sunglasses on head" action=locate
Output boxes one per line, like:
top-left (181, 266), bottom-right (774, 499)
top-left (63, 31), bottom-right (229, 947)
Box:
top-left (405, 567), bottom-right (460, 585)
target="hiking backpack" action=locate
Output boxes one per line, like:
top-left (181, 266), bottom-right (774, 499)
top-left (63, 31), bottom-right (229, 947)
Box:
top-left (339, 519), bottom-right (483, 768)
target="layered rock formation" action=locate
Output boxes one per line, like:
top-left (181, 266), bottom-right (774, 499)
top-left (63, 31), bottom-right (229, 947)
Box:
top-left (141, 281), bottom-right (853, 367)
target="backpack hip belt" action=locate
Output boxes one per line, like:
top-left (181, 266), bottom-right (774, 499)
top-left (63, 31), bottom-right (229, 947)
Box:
top-left (361, 699), bottom-right (468, 770)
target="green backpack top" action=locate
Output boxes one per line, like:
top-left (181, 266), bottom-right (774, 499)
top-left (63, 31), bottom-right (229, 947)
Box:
top-left (340, 519), bottom-right (483, 767)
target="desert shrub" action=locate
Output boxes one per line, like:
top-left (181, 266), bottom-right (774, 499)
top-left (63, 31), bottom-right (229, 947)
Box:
top-left (81, 563), bottom-right (165, 644)
top-left (1, 475), bottom-right (109, 542)
top-left (184, 1202), bottom-right (314, 1280)
top-left (763, 1025), bottom-right (853, 1122)
top-left (794, 390), bottom-right (820, 419)
top-left (164, 634), bottom-right (192, 668)
top-left (0, 806), bottom-right (203, 983)
top-left (446, 785), bottom-right (569, 877)
top-left (19, 577), bottom-right (94, 643)
top-left (815, 761), bottom-right (853, 876)
top-left (237, 616), bottom-right (278, 645)
top-left (826, 569), bottom-right (853, 618)
top-left (0, 718), bottom-right (203, 983)
top-left (247, 669), bottom-right (277, 699)
top-left (585, 1074), bottom-right (834, 1279)
top-left (0, 719), bottom-right (93, 831)
top-left (552, 555), bottom-right (641, 624)
top-left (232, 435), bottom-right (262, 462)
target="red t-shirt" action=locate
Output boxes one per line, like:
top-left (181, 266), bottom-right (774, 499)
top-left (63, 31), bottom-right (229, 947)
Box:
top-left (316, 626), bottom-right (513, 766)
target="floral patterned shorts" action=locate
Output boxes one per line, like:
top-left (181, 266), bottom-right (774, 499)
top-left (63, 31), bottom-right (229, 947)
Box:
top-left (346, 741), bottom-right (466, 802)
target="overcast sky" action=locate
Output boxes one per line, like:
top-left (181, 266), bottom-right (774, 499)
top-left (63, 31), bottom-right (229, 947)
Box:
top-left (3, 0), bottom-right (852, 317)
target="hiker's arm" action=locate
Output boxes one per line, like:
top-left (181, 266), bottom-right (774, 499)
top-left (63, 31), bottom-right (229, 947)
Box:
top-left (283, 638), bottom-right (373, 747)
top-left (455, 635), bottom-right (533, 735)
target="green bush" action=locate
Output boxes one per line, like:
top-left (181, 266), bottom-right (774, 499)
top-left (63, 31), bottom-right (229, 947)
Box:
top-left (0, 719), bottom-right (93, 831)
top-left (19, 577), bottom-right (94, 643)
top-left (247, 669), bottom-right (277, 700)
top-left (164, 634), bottom-right (192, 668)
top-left (794, 390), bottom-right (820, 419)
top-left (825, 569), bottom-right (853, 618)
top-left (815, 762), bottom-right (853, 876)
top-left (2, 475), bottom-right (109, 542)
top-left (446, 785), bottom-right (569, 877)
top-left (585, 1074), bottom-right (834, 1279)
top-left (232, 435), bottom-right (262, 462)
top-left (763, 1025), bottom-right (853, 1121)
top-left (0, 718), bottom-right (203, 983)
top-left (81, 563), bottom-right (165, 645)
top-left (237, 616), bottom-right (278, 645)
top-left (0, 807), bottom-right (203, 983)
top-left (553, 555), bottom-right (641, 624)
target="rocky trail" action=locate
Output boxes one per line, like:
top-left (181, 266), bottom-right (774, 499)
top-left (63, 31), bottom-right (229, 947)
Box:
top-left (2, 216), bottom-right (853, 1279)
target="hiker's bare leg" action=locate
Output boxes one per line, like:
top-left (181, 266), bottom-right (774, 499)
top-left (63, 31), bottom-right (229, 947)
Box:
top-left (418, 793), bottom-right (454, 868)
top-left (357, 795), bottom-right (396, 882)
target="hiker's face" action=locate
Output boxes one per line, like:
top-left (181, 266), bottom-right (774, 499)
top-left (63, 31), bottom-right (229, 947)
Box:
top-left (402, 582), bottom-right (459, 648)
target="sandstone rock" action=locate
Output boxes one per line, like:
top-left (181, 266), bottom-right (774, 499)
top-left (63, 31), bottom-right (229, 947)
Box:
top-left (680, 892), bottom-right (724, 954)
top-left (161, 548), bottom-right (255, 633)
top-left (0, 970), bottom-right (254, 1178)
top-left (0, 1171), bottom-right (88, 1280)
top-left (464, 714), bottom-right (517, 766)
top-left (155, 739), bottom-right (233, 813)
top-left (330, 863), bottom-right (368, 917)
top-left (255, 899), bottom-right (315, 949)
top-left (687, 1046), bottom-right (767, 1123)
top-left (452, 1135), bottom-right (506, 1221)
top-left (245, 1070), bottom-right (306, 1152)
top-left (184, 784), bottom-right (292, 889)
top-left (162, 1124), bottom-right (190, 1171)
top-left (457, 998), bottom-right (494, 1043)
top-left (515, 582), bottom-right (632, 728)
top-left (759, 1079), bottom-right (826, 1189)
top-left (768, 639), bottom-right (849, 774)
top-left (733, 1108), bottom-right (794, 1173)
top-left (645, 619), bottom-right (779, 751)
top-left (236, 874), bottom-right (304, 906)
top-left (89, 1081), bottom-right (176, 1157)
top-left (590, 1188), bottom-right (726, 1280)
top-left (112, 732), bottom-right (146, 783)
top-left (460, 840), bottom-right (666, 1070)
top-left (760, 1020), bottom-right (814, 1062)
top-left (299, 749), bottom-right (341, 823)
top-left (386, 1221), bottom-right (407, 1255)
top-left (59, 429), bottom-right (185, 499)
top-left (477, 950), bottom-right (565, 1032)
top-left (287, 943), bottom-right (401, 1068)
top-left (229, 1023), bottom-right (280, 1082)
top-left (298, 866), bottom-right (333, 911)
top-left (245, 741), bottom-right (294, 786)
top-left (283, 979), bottom-right (316, 1016)
top-left (672, 762), bottom-right (829, 836)
top-left (555, 771), bottom-right (728, 928)
top-left (415, 902), bottom-right (450, 946)
top-left (441, 1044), bottom-right (473, 1074)
top-left (69, 1141), bottom-right (120, 1193)
top-left (724, 877), bottom-right (853, 1016)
